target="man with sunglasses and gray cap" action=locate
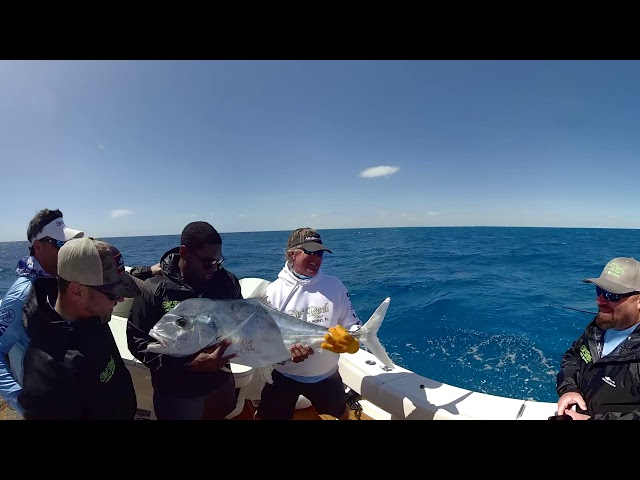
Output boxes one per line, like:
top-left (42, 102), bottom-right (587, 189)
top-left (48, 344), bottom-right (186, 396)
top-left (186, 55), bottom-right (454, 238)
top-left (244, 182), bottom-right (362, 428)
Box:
top-left (555, 257), bottom-right (640, 420)
top-left (256, 227), bottom-right (362, 420)
top-left (17, 237), bottom-right (141, 419)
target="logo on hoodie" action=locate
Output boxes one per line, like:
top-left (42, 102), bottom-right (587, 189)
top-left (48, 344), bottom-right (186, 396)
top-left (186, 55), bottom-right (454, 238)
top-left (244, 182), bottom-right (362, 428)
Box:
top-left (163, 300), bottom-right (181, 313)
top-left (579, 345), bottom-right (592, 364)
top-left (100, 356), bottom-right (116, 383)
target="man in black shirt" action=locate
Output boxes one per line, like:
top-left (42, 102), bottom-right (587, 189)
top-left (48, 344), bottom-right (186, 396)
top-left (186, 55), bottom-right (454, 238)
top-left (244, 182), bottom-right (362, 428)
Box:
top-left (18, 237), bottom-right (142, 420)
top-left (127, 221), bottom-right (242, 420)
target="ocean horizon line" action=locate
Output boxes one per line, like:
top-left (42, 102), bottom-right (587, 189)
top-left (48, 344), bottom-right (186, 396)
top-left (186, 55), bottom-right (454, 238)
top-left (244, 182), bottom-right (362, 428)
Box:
top-left (2, 224), bottom-right (638, 244)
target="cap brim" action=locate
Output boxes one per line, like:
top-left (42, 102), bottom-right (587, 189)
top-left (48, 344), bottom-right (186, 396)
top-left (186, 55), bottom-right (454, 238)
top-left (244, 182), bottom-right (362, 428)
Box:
top-left (58, 227), bottom-right (84, 242)
top-left (33, 221), bottom-right (84, 244)
top-left (102, 272), bottom-right (142, 298)
top-left (583, 278), bottom-right (636, 294)
top-left (299, 242), bottom-right (332, 253)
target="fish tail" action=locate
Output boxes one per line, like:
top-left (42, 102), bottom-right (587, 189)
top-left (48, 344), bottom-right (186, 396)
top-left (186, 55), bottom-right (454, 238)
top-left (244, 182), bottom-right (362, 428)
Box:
top-left (356, 297), bottom-right (395, 368)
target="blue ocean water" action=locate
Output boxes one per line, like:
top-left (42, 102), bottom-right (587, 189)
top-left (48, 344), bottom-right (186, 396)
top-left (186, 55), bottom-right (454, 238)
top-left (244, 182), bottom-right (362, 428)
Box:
top-left (2, 226), bottom-right (638, 403)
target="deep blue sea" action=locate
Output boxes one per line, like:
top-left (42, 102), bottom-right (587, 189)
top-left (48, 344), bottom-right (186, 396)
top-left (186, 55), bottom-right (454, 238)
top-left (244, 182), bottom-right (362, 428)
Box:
top-left (2, 226), bottom-right (639, 403)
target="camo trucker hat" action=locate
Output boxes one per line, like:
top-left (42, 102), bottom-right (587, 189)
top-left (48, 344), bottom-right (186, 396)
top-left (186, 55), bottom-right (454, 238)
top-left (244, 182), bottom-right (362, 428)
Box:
top-left (57, 237), bottom-right (141, 298)
top-left (583, 257), bottom-right (640, 294)
top-left (287, 227), bottom-right (332, 253)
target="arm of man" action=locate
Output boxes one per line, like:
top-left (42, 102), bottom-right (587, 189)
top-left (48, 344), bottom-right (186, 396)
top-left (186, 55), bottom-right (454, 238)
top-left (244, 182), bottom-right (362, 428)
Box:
top-left (555, 339), bottom-right (584, 399)
top-left (128, 264), bottom-right (162, 281)
top-left (321, 285), bottom-right (363, 354)
top-left (339, 285), bottom-right (363, 332)
top-left (18, 349), bottom-right (83, 420)
top-left (0, 280), bottom-right (31, 415)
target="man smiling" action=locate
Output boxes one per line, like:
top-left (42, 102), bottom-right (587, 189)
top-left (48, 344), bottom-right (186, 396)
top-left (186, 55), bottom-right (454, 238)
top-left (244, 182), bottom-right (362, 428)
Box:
top-left (256, 227), bottom-right (362, 420)
top-left (555, 257), bottom-right (640, 420)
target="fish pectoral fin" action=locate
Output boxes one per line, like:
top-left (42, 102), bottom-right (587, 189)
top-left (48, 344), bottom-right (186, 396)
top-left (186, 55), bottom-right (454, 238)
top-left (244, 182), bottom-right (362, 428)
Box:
top-left (219, 311), bottom-right (256, 341)
top-left (145, 342), bottom-right (164, 353)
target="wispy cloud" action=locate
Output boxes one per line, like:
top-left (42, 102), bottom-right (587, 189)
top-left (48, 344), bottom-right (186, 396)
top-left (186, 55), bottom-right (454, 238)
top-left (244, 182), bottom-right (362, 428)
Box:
top-left (111, 210), bottom-right (134, 218)
top-left (98, 144), bottom-right (105, 150)
top-left (428, 212), bottom-right (440, 216)
top-left (359, 165), bottom-right (400, 178)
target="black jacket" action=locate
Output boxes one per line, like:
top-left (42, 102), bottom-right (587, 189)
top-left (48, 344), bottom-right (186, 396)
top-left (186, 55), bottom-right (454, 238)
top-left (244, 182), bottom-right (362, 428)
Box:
top-left (18, 278), bottom-right (137, 420)
top-left (556, 318), bottom-right (640, 420)
top-left (126, 247), bottom-right (242, 398)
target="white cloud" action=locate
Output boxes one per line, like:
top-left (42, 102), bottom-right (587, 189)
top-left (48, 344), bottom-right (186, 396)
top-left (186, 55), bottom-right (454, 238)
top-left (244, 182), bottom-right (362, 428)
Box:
top-left (98, 144), bottom-right (105, 150)
top-left (359, 165), bottom-right (400, 178)
top-left (111, 210), bottom-right (134, 218)
top-left (428, 212), bottom-right (440, 216)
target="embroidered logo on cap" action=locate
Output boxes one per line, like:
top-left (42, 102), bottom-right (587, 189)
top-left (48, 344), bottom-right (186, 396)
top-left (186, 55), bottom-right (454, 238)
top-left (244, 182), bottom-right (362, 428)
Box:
top-left (114, 252), bottom-right (125, 273)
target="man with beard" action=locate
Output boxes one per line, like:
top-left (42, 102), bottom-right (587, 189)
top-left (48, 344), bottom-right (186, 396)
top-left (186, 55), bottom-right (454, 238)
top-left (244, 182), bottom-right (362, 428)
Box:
top-left (555, 257), bottom-right (640, 420)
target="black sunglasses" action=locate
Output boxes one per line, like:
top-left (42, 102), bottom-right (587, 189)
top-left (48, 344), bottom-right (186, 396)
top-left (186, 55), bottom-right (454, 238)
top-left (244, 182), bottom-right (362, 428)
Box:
top-left (301, 248), bottom-right (324, 257)
top-left (192, 251), bottom-right (225, 270)
top-left (40, 237), bottom-right (66, 249)
top-left (89, 285), bottom-right (120, 301)
top-left (596, 285), bottom-right (638, 302)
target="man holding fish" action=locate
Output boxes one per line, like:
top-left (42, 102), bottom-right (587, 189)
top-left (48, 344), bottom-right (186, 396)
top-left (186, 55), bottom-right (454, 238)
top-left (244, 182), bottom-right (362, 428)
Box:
top-left (127, 221), bottom-right (245, 420)
top-left (256, 228), bottom-right (362, 420)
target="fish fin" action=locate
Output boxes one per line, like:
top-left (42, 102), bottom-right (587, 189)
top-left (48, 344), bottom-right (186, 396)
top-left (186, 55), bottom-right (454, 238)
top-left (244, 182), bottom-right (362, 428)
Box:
top-left (357, 297), bottom-right (395, 368)
top-left (145, 342), bottom-right (166, 354)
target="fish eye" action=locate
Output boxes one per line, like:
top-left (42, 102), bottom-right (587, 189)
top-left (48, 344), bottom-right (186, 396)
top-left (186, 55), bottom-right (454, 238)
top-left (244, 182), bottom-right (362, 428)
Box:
top-left (176, 317), bottom-right (188, 328)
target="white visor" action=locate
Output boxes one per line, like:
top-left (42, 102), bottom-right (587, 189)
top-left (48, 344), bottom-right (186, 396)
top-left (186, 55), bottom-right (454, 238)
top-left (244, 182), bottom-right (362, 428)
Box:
top-left (32, 218), bottom-right (84, 246)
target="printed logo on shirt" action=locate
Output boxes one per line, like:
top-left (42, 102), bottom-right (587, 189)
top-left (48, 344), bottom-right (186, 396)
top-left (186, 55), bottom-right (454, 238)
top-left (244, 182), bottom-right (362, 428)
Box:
top-left (579, 345), bottom-right (593, 364)
top-left (602, 376), bottom-right (616, 388)
top-left (287, 303), bottom-right (329, 323)
top-left (100, 355), bottom-right (116, 383)
top-left (163, 300), bottom-right (181, 313)
top-left (0, 308), bottom-right (16, 324)
top-left (0, 308), bottom-right (16, 337)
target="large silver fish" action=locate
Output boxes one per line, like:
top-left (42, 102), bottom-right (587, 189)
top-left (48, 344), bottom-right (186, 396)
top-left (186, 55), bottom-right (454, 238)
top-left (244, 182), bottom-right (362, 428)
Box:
top-left (144, 297), bottom-right (395, 369)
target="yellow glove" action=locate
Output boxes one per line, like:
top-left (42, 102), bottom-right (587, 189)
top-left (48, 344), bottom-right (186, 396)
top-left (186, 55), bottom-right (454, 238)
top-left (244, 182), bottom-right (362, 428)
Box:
top-left (321, 325), bottom-right (360, 354)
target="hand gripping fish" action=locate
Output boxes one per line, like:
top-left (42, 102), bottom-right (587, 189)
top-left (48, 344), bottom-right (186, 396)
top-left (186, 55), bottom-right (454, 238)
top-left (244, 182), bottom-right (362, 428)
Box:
top-left (144, 297), bottom-right (395, 369)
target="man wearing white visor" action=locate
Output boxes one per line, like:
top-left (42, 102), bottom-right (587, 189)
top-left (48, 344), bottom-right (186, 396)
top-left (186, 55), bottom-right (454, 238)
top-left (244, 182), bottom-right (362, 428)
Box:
top-left (0, 209), bottom-right (83, 418)
top-left (0, 208), bottom-right (162, 419)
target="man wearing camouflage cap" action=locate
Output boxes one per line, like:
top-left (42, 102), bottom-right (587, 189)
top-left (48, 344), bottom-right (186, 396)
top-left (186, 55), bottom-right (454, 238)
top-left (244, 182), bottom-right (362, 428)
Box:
top-left (555, 257), bottom-right (640, 420)
top-left (18, 237), bottom-right (141, 420)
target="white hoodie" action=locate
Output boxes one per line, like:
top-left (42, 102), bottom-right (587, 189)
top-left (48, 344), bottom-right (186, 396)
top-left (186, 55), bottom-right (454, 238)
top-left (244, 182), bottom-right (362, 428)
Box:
top-left (263, 263), bottom-right (362, 379)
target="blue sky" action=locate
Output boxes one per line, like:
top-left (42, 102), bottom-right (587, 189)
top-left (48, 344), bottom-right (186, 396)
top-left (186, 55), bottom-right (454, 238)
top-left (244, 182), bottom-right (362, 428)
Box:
top-left (2, 60), bottom-right (640, 242)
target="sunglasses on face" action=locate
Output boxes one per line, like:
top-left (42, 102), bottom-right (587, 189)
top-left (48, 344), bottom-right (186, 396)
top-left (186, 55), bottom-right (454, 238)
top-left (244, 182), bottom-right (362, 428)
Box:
top-left (41, 237), bottom-right (66, 249)
top-left (192, 251), bottom-right (225, 270)
top-left (596, 285), bottom-right (637, 302)
top-left (301, 248), bottom-right (324, 257)
top-left (89, 285), bottom-right (120, 301)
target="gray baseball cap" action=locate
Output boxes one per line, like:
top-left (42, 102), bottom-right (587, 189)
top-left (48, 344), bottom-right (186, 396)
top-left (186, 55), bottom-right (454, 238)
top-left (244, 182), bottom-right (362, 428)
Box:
top-left (583, 257), bottom-right (640, 294)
